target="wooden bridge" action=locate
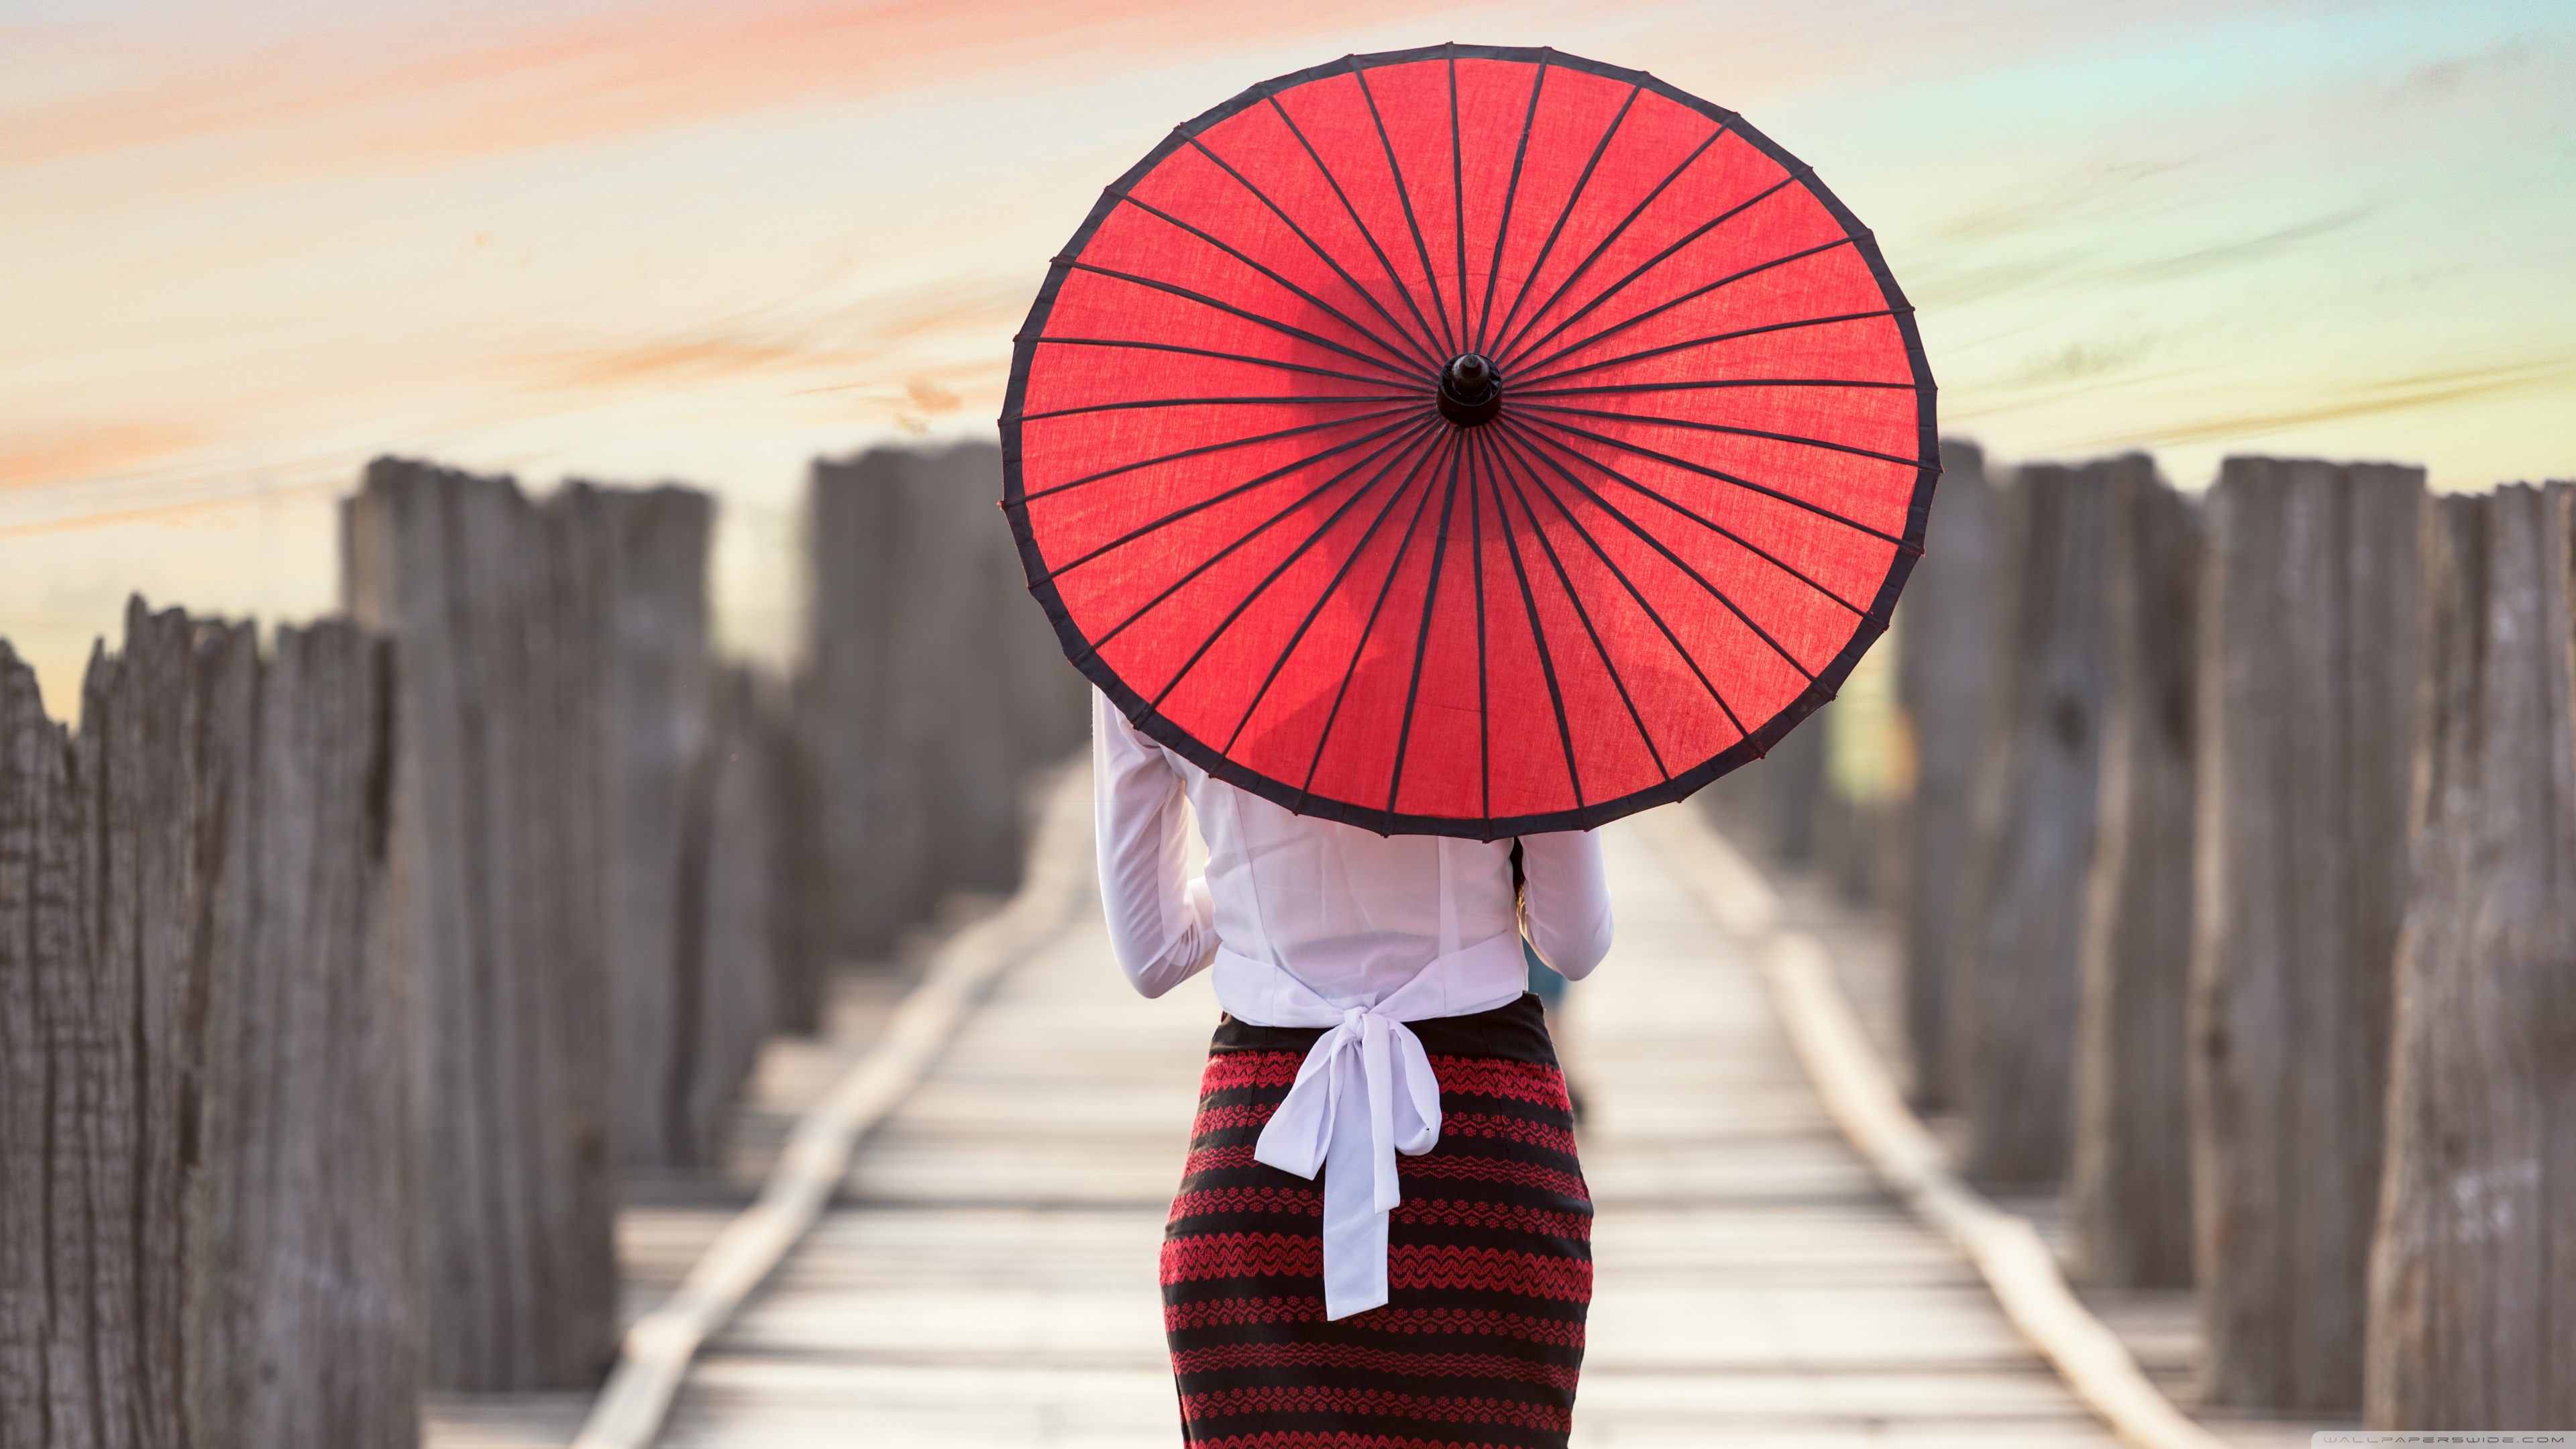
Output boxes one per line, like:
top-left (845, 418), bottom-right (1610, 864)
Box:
top-left (9, 455), bottom-right (2558, 1448)
top-left (425, 775), bottom-right (2322, 1449)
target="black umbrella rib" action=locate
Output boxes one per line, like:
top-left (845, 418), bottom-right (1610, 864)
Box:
top-left (1507, 308), bottom-right (1899, 390)
top-left (1472, 57), bottom-right (1547, 356)
top-left (1038, 417), bottom-right (1427, 589)
top-left (1014, 392), bottom-right (1418, 423)
top-left (1500, 413), bottom-right (1873, 619)
top-left (1297, 429), bottom-right (1460, 808)
top-left (1266, 95), bottom-right (1453, 374)
top-left (1483, 125), bottom-right (1730, 368)
top-left (1498, 419), bottom-right (1826, 694)
top-left (1511, 411), bottom-right (1914, 553)
top-left (1448, 58), bottom-right (1470, 354)
top-left (1487, 425), bottom-right (1756, 740)
top-left (1012, 403), bottom-right (1415, 508)
top-left (1513, 376), bottom-right (1913, 399)
top-left (1353, 62), bottom-right (1460, 358)
top-left (1383, 421), bottom-right (1469, 824)
top-left (1483, 84), bottom-right (1641, 373)
top-left (1181, 134), bottom-right (1446, 375)
top-left (1480, 427), bottom-right (1587, 812)
top-left (1134, 421), bottom-right (1444, 699)
top-left (1060, 262), bottom-right (1421, 382)
top-left (1033, 337), bottom-right (1433, 392)
top-left (1222, 435), bottom-right (1447, 758)
top-left (1496, 172), bottom-right (1794, 372)
top-left (1466, 429), bottom-right (1492, 822)
top-left (1488, 435), bottom-right (1670, 782)
top-left (1507, 236), bottom-right (1856, 380)
top-left (1112, 192), bottom-right (1432, 376)
top-left (1513, 399), bottom-right (1924, 471)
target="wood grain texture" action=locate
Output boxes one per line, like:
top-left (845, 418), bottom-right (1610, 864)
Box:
top-left (0, 644), bottom-right (56, 1446)
top-left (193, 619), bottom-right (421, 1449)
top-left (2, 604), bottom-right (417, 1448)
top-left (2366, 483), bottom-right (2576, 1430)
top-left (2189, 458), bottom-right (2422, 1412)
top-left (2068, 464), bottom-right (2201, 1290)
top-left (347, 460), bottom-right (621, 1392)
top-left (1949, 462), bottom-right (2111, 1186)
top-left (0, 638), bottom-right (92, 1447)
top-left (1895, 439), bottom-right (2000, 1111)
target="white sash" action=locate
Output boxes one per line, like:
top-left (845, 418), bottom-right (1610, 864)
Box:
top-left (1212, 930), bottom-right (1528, 1320)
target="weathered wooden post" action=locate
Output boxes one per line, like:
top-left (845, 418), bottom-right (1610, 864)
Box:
top-left (2190, 457), bottom-right (2422, 1411)
top-left (2066, 462), bottom-right (2200, 1287)
top-left (192, 617), bottom-right (420, 1448)
top-left (2366, 482), bottom-right (2576, 1429)
top-left (0, 641), bottom-right (65, 1446)
top-left (3, 602), bottom-right (418, 1448)
top-left (0, 604), bottom-right (221, 1446)
top-left (1896, 441), bottom-right (1998, 1106)
top-left (552, 483), bottom-right (718, 1169)
top-left (345, 458), bottom-right (621, 1391)
top-left (1949, 460), bottom-right (2110, 1185)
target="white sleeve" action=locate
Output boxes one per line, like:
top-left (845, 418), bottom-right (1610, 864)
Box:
top-left (1519, 830), bottom-right (1612, 981)
top-left (1091, 689), bottom-right (1218, 998)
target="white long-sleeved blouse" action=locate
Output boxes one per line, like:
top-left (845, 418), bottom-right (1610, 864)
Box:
top-left (1092, 690), bottom-right (1613, 1001)
top-left (1091, 689), bottom-right (1611, 1319)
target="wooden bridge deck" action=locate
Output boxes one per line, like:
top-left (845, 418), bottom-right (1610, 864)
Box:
top-left (611, 800), bottom-right (2125, 1448)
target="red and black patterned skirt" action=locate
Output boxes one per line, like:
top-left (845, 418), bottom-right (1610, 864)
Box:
top-left (1161, 992), bottom-right (1591, 1448)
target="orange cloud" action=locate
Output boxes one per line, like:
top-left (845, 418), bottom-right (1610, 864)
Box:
top-left (1, 0), bottom-right (1468, 182)
top-left (509, 269), bottom-right (1028, 398)
top-left (0, 421), bottom-right (209, 492)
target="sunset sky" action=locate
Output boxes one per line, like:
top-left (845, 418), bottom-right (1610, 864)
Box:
top-left (5, 0), bottom-right (2571, 711)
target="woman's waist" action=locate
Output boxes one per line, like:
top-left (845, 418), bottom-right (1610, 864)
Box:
top-left (1214, 990), bottom-right (1554, 1063)
top-left (1210, 930), bottom-right (1528, 1026)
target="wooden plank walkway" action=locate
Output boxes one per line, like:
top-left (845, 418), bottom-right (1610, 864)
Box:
top-left (622, 800), bottom-right (2125, 1447)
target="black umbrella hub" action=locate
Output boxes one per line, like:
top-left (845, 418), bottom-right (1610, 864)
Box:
top-left (1438, 354), bottom-right (1503, 427)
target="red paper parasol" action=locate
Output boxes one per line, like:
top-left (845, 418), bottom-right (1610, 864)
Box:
top-left (1003, 44), bottom-right (1935, 837)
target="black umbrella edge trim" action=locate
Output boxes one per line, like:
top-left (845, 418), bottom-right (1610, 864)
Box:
top-left (999, 40), bottom-right (1939, 841)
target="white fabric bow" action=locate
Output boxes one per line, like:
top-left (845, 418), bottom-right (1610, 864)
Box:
top-left (1215, 932), bottom-right (1526, 1320)
top-left (1252, 1006), bottom-right (1445, 1320)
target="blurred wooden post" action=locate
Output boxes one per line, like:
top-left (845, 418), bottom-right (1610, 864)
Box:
top-left (345, 458), bottom-right (621, 1391)
top-left (1949, 462), bottom-right (2110, 1185)
top-left (2367, 482), bottom-right (2576, 1430)
top-left (671, 666), bottom-right (788, 1164)
top-left (802, 441), bottom-right (1089, 967)
top-left (2066, 462), bottom-right (2200, 1288)
top-left (1896, 440), bottom-right (1998, 1108)
top-left (1695, 710), bottom-right (1828, 865)
top-left (802, 456), bottom-right (901, 961)
top-left (193, 619), bottom-right (421, 1448)
top-left (769, 675), bottom-right (824, 1034)
top-left (552, 484), bottom-right (718, 1169)
top-left (2189, 458), bottom-right (2422, 1411)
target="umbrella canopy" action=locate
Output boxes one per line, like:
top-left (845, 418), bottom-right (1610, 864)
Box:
top-left (1003, 44), bottom-right (1935, 838)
